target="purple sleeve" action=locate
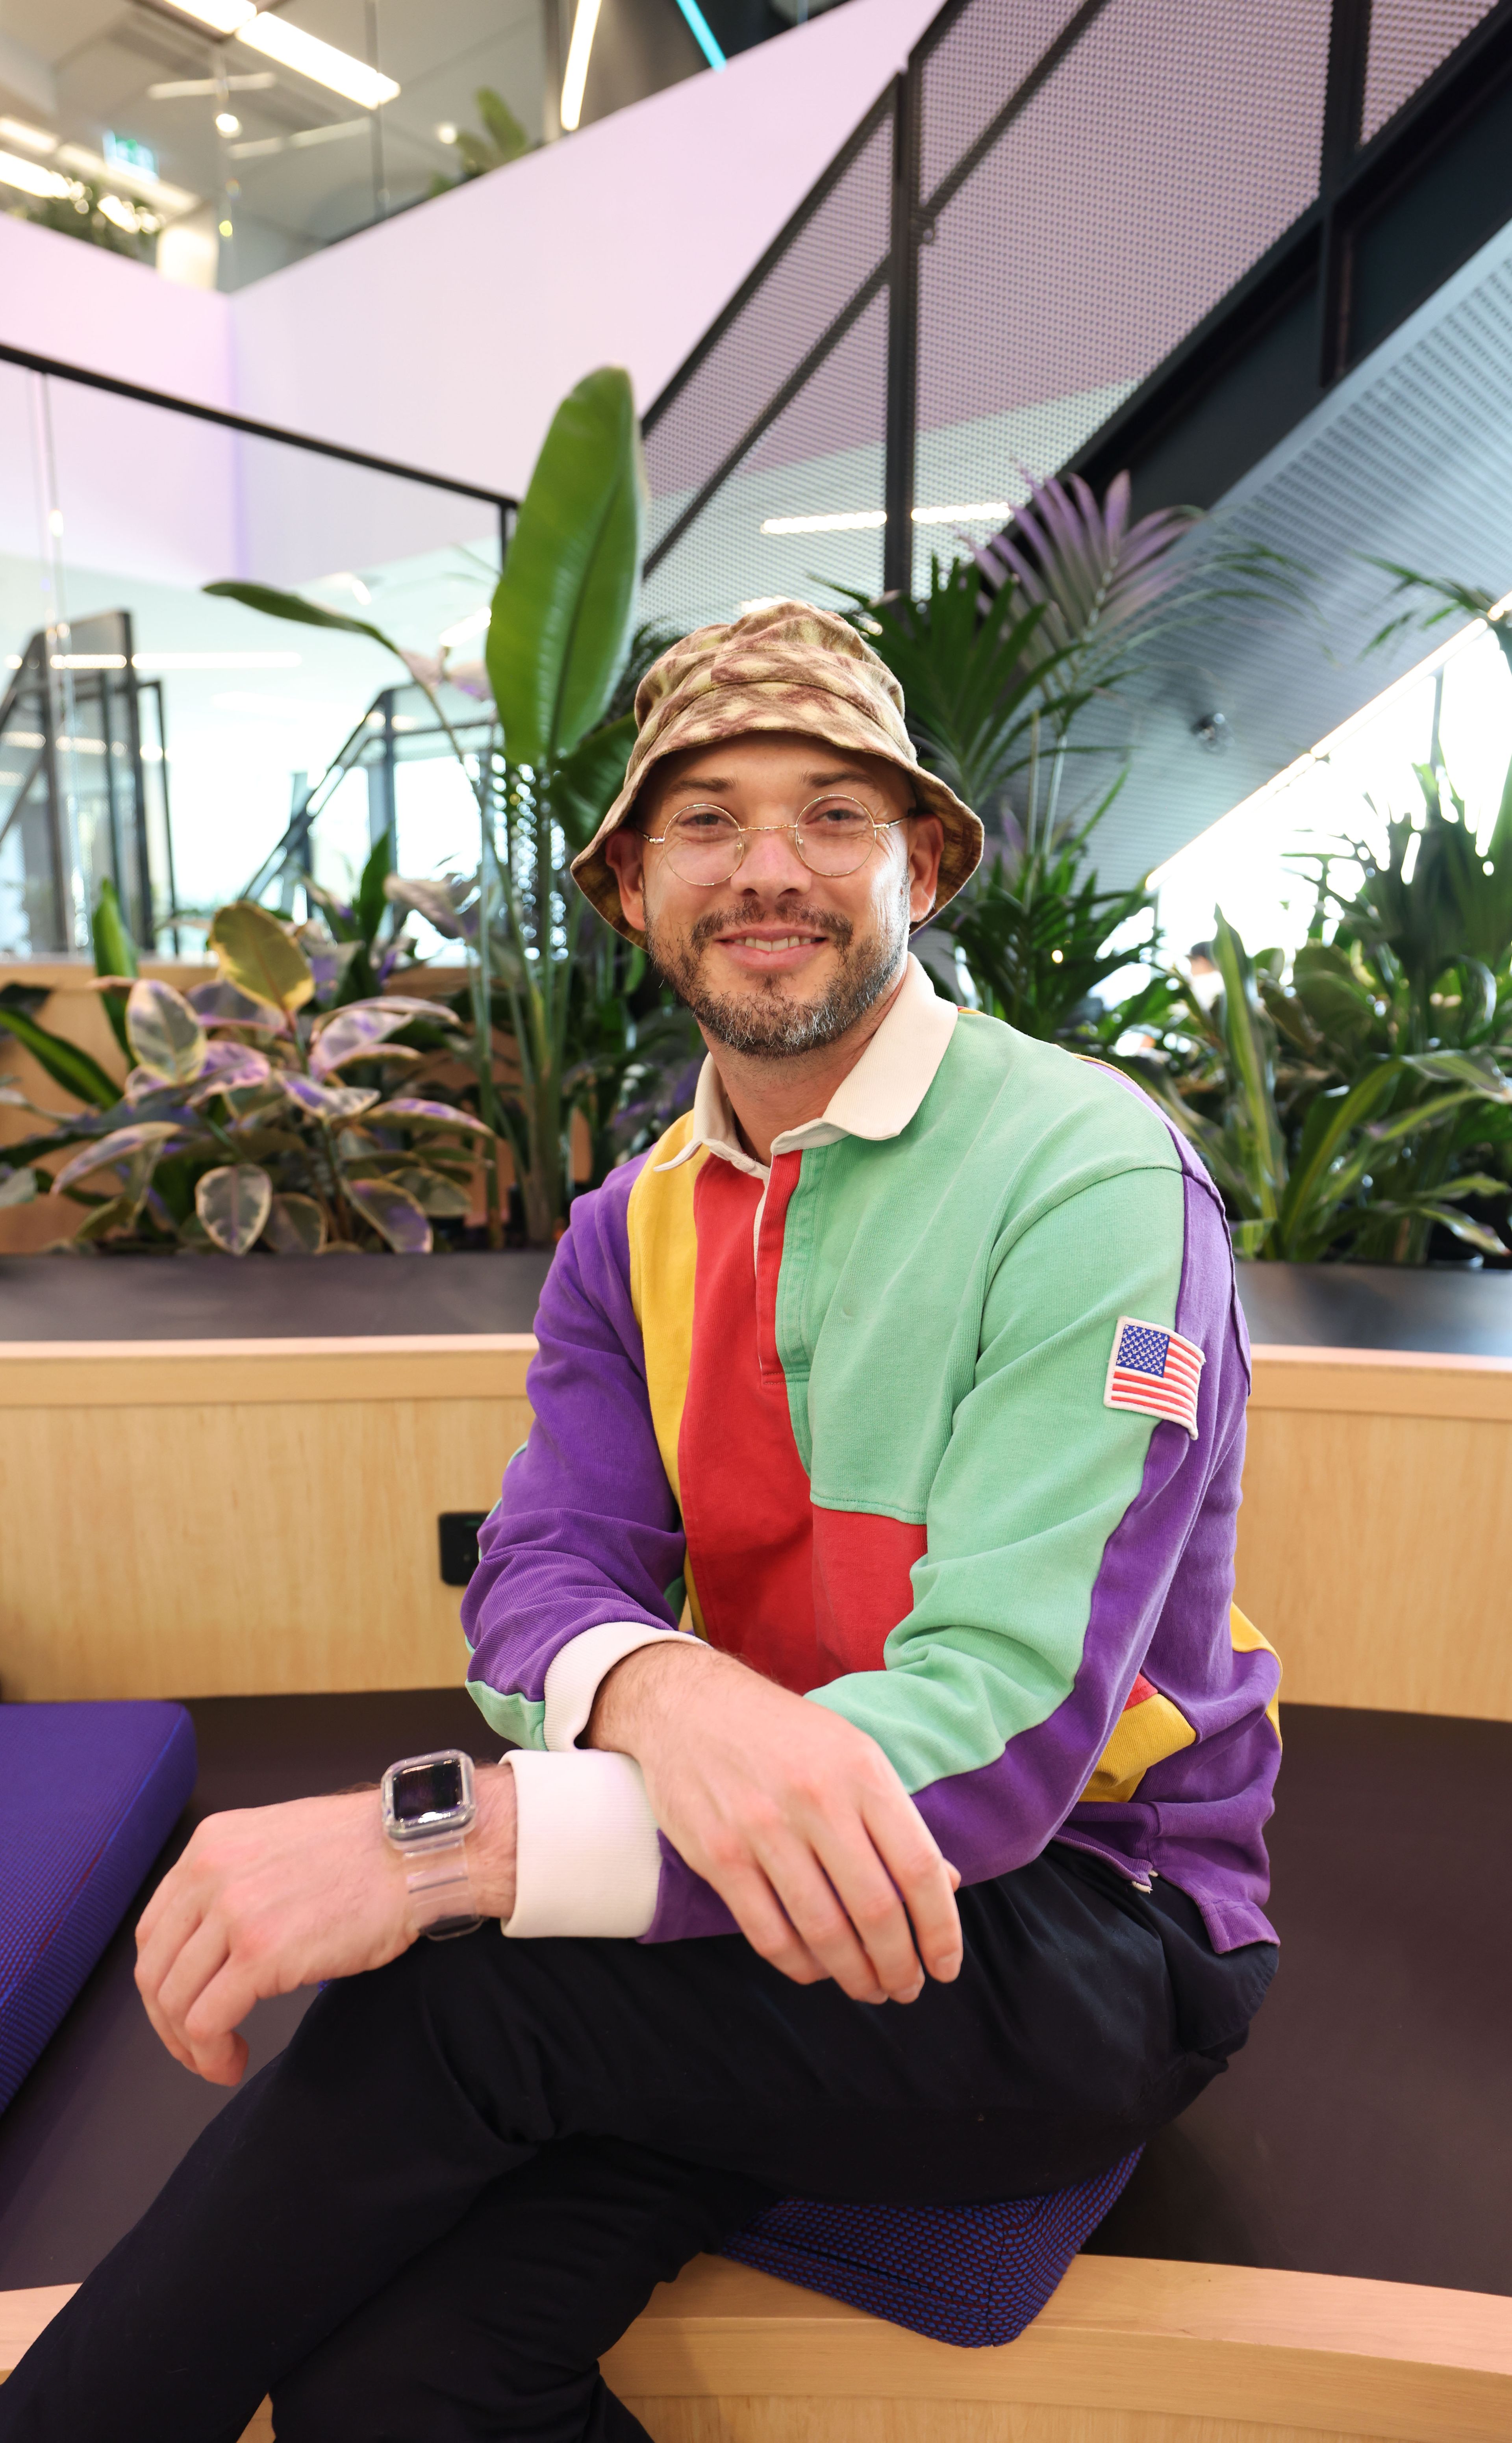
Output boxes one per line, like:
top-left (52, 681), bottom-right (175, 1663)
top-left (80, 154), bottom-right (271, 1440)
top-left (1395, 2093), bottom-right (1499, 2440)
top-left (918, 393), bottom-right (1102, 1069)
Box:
top-left (461, 1158), bottom-right (687, 1736)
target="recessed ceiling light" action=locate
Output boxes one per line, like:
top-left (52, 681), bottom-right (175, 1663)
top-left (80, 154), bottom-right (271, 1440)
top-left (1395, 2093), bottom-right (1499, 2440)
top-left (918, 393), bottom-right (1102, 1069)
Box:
top-left (435, 121), bottom-right (458, 146)
top-left (761, 510), bottom-right (886, 534)
top-left (215, 112), bottom-right (242, 136)
top-left (218, 218), bottom-right (233, 236)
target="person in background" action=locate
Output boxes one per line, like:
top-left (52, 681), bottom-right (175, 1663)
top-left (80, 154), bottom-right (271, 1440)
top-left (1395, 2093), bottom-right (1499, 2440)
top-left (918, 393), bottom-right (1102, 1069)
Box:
top-left (2, 604), bottom-right (1280, 2443)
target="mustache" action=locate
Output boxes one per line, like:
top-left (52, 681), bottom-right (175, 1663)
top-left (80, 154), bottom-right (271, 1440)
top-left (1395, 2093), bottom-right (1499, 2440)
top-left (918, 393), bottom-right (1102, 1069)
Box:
top-left (686, 903), bottom-right (856, 958)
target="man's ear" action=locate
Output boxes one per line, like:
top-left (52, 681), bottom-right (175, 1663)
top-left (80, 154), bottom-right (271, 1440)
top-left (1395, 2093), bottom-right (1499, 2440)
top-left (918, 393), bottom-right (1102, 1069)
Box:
top-left (604, 828), bottom-right (647, 932)
top-left (906, 815), bottom-right (944, 925)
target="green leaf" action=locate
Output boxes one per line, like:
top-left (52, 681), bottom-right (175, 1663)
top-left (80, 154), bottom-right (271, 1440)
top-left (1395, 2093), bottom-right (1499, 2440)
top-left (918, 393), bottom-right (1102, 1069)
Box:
top-left (486, 367), bottom-right (645, 767)
top-left (209, 901), bottom-right (316, 1015)
top-left (195, 1162), bottom-right (273, 1255)
top-left (552, 715), bottom-right (636, 853)
top-left (91, 877), bottom-right (139, 981)
top-left (354, 830), bottom-right (393, 949)
top-left (126, 978), bottom-right (207, 1086)
top-left (0, 989), bottom-right (122, 1110)
top-left (202, 581), bottom-right (408, 666)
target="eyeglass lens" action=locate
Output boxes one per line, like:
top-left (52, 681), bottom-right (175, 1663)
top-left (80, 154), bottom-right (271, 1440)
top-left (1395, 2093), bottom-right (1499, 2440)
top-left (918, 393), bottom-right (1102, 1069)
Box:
top-left (662, 796), bottom-right (880, 884)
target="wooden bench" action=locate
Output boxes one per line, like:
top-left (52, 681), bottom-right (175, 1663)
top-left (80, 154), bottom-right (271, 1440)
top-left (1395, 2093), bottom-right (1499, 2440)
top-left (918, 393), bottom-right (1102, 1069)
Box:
top-left (6, 2251), bottom-right (1512, 2441)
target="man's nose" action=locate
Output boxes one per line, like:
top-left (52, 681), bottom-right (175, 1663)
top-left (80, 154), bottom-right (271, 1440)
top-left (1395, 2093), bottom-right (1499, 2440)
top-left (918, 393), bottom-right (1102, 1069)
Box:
top-left (737, 821), bottom-right (811, 892)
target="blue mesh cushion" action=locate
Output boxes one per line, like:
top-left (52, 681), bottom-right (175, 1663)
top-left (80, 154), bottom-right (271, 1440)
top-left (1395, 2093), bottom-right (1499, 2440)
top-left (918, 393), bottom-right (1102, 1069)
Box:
top-left (721, 2149), bottom-right (1141, 2347)
top-left (0, 1700), bottom-right (197, 2116)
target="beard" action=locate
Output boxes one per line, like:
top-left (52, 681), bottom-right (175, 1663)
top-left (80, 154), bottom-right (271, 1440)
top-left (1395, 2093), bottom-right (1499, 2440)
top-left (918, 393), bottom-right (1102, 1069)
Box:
top-left (644, 876), bottom-right (910, 1058)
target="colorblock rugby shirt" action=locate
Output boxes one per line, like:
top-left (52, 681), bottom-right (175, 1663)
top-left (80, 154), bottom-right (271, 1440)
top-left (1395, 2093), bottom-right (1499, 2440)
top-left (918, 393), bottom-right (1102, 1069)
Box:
top-left (462, 957), bottom-right (1281, 1950)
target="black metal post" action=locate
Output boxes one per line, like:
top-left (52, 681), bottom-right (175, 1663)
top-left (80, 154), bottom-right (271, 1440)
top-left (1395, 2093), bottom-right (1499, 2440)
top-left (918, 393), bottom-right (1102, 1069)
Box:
top-left (1317, 0), bottom-right (1374, 385)
top-left (883, 68), bottom-right (922, 599)
top-left (119, 611), bottom-right (155, 948)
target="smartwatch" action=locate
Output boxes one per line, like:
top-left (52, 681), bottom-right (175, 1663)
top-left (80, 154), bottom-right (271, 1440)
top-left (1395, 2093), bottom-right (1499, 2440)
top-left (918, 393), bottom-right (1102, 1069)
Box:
top-left (380, 1748), bottom-right (484, 1939)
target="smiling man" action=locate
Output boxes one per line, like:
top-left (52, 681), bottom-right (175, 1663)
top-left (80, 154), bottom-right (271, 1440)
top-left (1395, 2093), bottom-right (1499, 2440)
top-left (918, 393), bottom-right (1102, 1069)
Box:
top-left (1, 604), bottom-right (1281, 2443)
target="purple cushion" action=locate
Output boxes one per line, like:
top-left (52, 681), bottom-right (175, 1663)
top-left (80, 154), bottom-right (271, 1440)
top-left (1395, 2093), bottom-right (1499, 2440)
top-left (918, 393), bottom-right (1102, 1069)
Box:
top-left (721, 2149), bottom-right (1141, 2346)
top-left (0, 1700), bottom-right (197, 2115)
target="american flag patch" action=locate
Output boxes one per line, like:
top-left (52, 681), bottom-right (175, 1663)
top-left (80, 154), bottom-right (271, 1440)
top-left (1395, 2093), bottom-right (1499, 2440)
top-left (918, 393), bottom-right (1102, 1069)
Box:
top-left (1104, 1316), bottom-right (1203, 1439)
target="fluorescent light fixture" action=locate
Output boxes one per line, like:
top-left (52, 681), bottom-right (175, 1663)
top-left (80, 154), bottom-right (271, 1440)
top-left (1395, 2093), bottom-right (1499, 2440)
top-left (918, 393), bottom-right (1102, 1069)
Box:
top-left (53, 654), bottom-right (128, 670)
top-left (236, 14), bottom-right (400, 109)
top-left (0, 117), bottom-right (58, 156)
top-left (164, 1), bottom-right (258, 31)
top-left (8, 732), bottom-right (44, 747)
top-left (131, 651), bottom-right (302, 671)
top-left (560, 0), bottom-right (603, 132)
top-left (0, 148), bottom-right (72, 200)
top-left (912, 499), bottom-right (1012, 524)
top-left (439, 605), bottom-right (491, 649)
top-left (56, 143), bottom-right (196, 214)
top-left (229, 119), bottom-right (365, 158)
top-left (762, 510), bottom-right (886, 534)
top-left (147, 75), bottom-right (276, 98)
top-left (671, 0), bottom-right (726, 70)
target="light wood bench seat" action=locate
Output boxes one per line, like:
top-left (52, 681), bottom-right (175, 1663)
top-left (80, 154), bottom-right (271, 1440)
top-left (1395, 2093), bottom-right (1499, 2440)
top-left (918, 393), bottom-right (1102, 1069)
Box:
top-left (6, 2250), bottom-right (1512, 2441)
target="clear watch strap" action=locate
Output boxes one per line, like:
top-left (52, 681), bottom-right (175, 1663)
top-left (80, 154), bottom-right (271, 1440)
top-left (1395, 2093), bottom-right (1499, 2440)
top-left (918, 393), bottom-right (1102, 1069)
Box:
top-left (402, 1834), bottom-right (483, 1941)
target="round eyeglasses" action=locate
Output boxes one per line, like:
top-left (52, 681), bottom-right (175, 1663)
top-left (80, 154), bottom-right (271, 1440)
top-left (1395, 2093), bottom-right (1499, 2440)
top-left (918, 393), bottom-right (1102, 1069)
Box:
top-left (642, 795), bottom-right (910, 887)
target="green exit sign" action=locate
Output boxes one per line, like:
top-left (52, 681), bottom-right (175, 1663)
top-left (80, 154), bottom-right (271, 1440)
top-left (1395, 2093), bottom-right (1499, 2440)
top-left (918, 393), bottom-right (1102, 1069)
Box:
top-left (104, 132), bottom-right (157, 178)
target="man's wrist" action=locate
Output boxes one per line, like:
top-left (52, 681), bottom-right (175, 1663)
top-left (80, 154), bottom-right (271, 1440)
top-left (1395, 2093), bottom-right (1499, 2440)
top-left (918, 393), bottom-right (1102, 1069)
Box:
top-left (586, 1634), bottom-right (725, 1757)
top-left (461, 1761), bottom-right (517, 1923)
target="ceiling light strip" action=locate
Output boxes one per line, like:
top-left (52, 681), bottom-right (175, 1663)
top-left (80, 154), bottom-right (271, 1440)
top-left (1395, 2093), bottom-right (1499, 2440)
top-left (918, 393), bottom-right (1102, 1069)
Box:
top-left (671, 0), bottom-right (727, 72)
top-left (560, 0), bottom-right (604, 132)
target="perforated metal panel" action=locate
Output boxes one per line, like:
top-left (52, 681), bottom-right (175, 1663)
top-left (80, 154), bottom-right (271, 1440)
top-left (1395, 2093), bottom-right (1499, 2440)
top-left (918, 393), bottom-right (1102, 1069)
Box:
top-left (642, 104), bottom-right (893, 631)
top-left (1362, 0), bottom-right (1496, 145)
top-left (642, 0), bottom-right (1497, 641)
top-left (912, 0), bottom-right (1330, 592)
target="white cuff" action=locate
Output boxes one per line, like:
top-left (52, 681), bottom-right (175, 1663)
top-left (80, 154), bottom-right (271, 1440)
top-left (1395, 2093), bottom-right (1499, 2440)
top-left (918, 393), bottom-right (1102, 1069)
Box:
top-left (542, 1620), bottom-right (690, 1751)
top-left (501, 1750), bottom-right (662, 1939)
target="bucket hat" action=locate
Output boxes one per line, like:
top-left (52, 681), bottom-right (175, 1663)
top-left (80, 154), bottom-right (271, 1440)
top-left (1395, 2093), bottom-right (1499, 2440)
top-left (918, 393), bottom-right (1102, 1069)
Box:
top-left (569, 599), bottom-right (983, 942)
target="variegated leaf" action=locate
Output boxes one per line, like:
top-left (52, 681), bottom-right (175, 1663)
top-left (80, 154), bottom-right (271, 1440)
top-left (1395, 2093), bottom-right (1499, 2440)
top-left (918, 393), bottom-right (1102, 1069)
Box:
top-left (279, 1075), bottom-right (380, 1121)
top-left (345, 1176), bottom-right (433, 1253)
top-left (309, 1005), bottom-right (416, 1079)
top-left (394, 1165), bottom-right (472, 1217)
top-left (365, 1097), bottom-right (493, 1135)
top-left (0, 1164), bottom-right (37, 1208)
top-left (188, 1041), bottom-right (272, 1102)
top-left (209, 901), bottom-right (315, 1015)
top-left (125, 978), bottom-right (206, 1086)
top-left (196, 1163), bottom-right (274, 1255)
top-left (51, 1121), bottom-right (182, 1196)
top-left (188, 979), bottom-right (285, 1031)
top-left (263, 1192), bottom-right (328, 1255)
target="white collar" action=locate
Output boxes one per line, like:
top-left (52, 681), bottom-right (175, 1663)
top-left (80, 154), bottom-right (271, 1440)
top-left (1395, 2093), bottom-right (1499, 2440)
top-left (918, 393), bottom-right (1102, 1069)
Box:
top-left (655, 954), bottom-right (957, 1184)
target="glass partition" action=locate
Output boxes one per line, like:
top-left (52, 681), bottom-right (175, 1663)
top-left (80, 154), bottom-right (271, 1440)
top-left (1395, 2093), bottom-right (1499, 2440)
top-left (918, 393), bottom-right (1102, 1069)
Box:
top-left (0, 357), bottom-right (508, 957)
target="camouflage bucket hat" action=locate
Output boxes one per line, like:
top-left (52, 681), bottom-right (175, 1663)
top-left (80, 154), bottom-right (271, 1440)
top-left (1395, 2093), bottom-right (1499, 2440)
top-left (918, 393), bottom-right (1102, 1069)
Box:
top-left (570, 599), bottom-right (984, 943)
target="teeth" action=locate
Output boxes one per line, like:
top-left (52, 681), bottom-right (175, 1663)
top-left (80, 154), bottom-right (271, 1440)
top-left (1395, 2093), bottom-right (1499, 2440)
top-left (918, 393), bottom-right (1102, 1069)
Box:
top-left (734, 935), bottom-right (811, 949)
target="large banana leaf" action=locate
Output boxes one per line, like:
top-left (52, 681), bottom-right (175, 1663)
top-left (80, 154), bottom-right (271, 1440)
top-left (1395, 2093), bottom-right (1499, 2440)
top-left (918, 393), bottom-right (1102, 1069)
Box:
top-left (202, 580), bottom-right (407, 662)
top-left (486, 367), bottom-right (644, 768)
top-left (551, 714), bottom-right (636, 853)
top-left (0, 987), bottom-right (122, 1110)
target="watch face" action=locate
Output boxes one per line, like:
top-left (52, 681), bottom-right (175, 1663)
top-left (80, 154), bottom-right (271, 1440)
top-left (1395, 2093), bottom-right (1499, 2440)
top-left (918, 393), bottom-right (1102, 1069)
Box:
top-left (392, 1755), bottom-right (465, 1829)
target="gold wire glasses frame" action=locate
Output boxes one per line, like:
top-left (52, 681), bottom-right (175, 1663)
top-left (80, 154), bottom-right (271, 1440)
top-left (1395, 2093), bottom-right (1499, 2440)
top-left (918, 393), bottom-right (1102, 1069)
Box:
top-left (641, 795), bottom-right (911, 887)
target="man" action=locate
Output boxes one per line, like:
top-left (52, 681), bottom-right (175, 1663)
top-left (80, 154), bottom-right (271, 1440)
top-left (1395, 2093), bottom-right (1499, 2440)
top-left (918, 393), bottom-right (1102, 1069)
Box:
top-left (2, 603), bottom-right (1280, 2442)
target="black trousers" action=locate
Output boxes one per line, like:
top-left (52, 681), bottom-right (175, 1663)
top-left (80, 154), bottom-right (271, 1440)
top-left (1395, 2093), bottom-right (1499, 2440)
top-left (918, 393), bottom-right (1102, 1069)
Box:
top-left (0, 1846), bottom-right (1275, 2443)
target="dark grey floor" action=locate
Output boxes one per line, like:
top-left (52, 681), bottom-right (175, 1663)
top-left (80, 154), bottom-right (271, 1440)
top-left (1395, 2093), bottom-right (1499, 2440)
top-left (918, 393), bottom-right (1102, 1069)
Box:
top-left (0, 1698), bottom-right (1506, 2298)
top-left (0, 1251), bottom-right (554, 1340)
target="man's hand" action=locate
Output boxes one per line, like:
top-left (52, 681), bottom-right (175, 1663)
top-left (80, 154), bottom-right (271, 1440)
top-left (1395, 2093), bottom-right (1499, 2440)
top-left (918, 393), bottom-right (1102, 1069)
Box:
top-left (588, 1642), bottom-right (961, 2006)
top-left (135, 1765), bottom-right (517, 2087)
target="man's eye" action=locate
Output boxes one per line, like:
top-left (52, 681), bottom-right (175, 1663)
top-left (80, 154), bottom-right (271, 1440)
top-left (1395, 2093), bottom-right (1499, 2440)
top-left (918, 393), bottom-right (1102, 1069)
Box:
top-left (673, 809), bottom-right (734, 835)
top-left (807, 803), bottom-right (870, 829)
